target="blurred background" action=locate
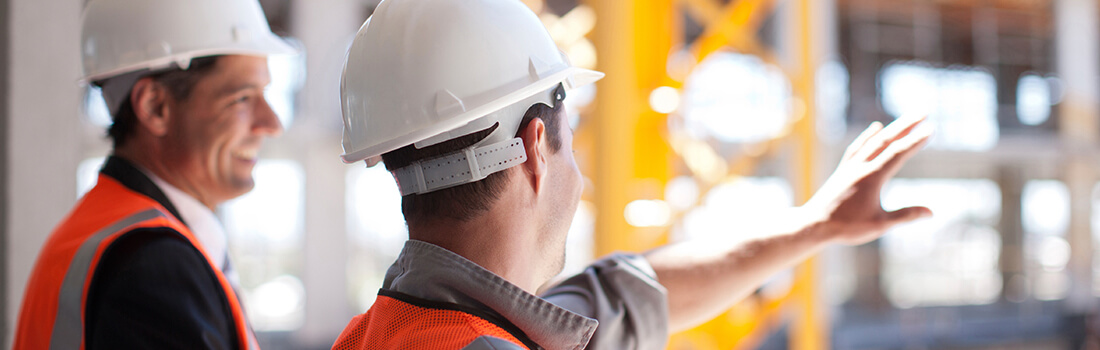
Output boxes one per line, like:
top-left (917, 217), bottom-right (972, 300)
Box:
top-left (3, 0), bottom-right (1099, 349)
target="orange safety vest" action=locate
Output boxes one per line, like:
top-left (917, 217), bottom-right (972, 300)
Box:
top-left (14, 173), bottom-right (255, 350)
top-left (332, 291), bottom-right (533, 350)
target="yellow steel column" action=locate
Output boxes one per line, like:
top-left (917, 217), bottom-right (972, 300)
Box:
top-left (588, 0), bottom-right (675, 256)
top-left (790, 0), bottom-right (826, 348)
top-left (589, 0), bottom-right (637, 256)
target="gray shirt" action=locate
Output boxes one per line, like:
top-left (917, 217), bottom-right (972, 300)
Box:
top-left (380, 240), bottom-right (669, 350)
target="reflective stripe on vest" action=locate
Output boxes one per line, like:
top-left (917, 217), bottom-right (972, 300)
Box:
top-left (332, 292), bottom-right (532, 350)
top-left (14, 174), bottom-right (255, 350)
top-left (50, 208), bottom-right (163, 349)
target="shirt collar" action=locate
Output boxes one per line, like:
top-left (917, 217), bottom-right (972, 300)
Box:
top-left (383, 240), bottom-right (598, 350)
top-left (141, 170), bottom-right (229, 270)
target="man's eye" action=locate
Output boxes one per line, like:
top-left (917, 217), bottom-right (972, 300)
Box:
top-left (235, 95), bottom-right (251, 104)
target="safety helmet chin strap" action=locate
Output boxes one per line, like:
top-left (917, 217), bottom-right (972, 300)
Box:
top-left (390, 84), bottom-right (564, 196)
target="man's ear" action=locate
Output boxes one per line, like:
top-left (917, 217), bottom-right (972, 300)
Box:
top-left (519, 118), bottom-right (548, 193)
top-left (129, 77), bottom-right (171, 137)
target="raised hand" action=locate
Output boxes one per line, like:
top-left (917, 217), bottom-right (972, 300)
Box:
top-left (805, 114), bottom-right (934, 245)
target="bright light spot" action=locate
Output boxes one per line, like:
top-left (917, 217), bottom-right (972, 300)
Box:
top-left (624, 199), bottom-right (672, 227)
top-left (682, 53), bottom-right (791, 143)
top-left (1023, 180), bottom-right (1069, 236)
top-left (249, 275), bottom-right (305, 330)
top-left (879, 62), bottom-right (999, 151)
top-left (1017, 74), bottom-right (1052, 126)
top-left (679, 177), bottom-right (793, 241)
top-left (76, 157), bottom-right (107, 198)
top-left (816, 60), bottom-right (849, 142)
top-left (549, 5), bottom-right (596, 46)
top-left (665, 176), bottom-right (700, 210)
top-left (565, 38), bottom-right (598, 72)
top-left (265, 44), bottom-right (306, 128)
top-left (675, 137), bottom-right (728, 184)
top-left (1034, 270), bottom-right (1070, 301)
top-left (1038, 236), bottom-right (1071, 272)
top-left (649, 86), bottom-right (681, 114)
top-left (222, 160), bottom-right (304, 246)
top-left (881, 179), bottom-right (1002, 307)
top-left (83, 86), bottom-right (112, 128)
top-left (880, 63), bottom-right (937, 118)
top-left (667, 49), bottom-right (697, 83)
top-left (347, 165), bottom-right (407, 249)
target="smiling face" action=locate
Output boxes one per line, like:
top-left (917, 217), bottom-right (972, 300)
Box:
top-left (160, 55), bottom-right (283, 206)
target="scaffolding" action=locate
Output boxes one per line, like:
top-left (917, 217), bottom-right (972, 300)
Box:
top-left (585, 0), bottom-right (828, 348)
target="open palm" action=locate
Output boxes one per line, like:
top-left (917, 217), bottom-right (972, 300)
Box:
top-left (805, 114), bottom-right (934, 245)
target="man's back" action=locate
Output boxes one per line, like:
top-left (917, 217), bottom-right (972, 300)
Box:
top-left (331, 241), bottom-right (669, 350)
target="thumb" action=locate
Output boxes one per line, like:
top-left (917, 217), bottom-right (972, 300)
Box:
top-left (883, 206), bottom-right (932, 226)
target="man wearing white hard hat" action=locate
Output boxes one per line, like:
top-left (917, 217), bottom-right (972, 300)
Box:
top-left (14, 0), bottom-right (294, 348)
top-left (334, 0), bottom-right (932, 349)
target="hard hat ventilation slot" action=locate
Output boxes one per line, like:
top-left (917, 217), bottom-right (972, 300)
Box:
top-left (391, 137), bottom-right (528, 196)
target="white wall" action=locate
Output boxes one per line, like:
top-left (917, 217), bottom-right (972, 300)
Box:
top-left (5, 0), bottom-right (83, 347)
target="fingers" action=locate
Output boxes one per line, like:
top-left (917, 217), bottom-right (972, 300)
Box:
top-left (844, 121), bottom-right (884, 161)
top-left (883, 206), bottom-right (932, 226)
top-left (869, 124), bottom-right (933, 173)
top-left (857, 114), bottom-right (927, 162)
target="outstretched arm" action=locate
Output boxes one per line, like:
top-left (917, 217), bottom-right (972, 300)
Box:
top-left (646, 114), bottom-right (934, 332)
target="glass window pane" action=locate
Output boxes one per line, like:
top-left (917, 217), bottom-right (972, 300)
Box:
top-left (878, 62), bottom-right (999, 151)
top-left (880, 178), bottom-right (1002, 308)
top-left (682, 53), bottom-right (792, 143)
top-left (346, 165), bottom-right (407, 312)
top-left (222, 159), bottom-right (306, 331)
top-left (1022, 180), bottom-right (1070, 301)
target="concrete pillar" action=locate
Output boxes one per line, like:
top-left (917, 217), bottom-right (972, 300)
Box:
top-left (5, 0), bottom-right (83, 347)
top-left (0, 0), bottom-right (8, 344)
top-left (289, 0), bottom-right (363, 346)
top-left (998, 166), bottom-right (1027, 302)
top-left (1055, 0), bottom-right (1100, 313)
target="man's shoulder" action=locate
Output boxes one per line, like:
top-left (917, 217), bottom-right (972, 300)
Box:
top-left (94, 226), bottom-right (213, 280)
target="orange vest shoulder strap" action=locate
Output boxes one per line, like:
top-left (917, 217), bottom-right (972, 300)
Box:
top-left (14, 174), bottom-right (254, 350)
top-left (332, 290), bottom-right (534, 350)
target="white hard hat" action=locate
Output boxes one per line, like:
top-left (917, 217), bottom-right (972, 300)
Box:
top-left (340, 0), bottom-right (604, 195)
top-left (82, 0), bottom-right (297, 113)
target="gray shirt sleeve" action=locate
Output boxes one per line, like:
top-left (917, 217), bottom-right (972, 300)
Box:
top-left (540, 254), bottom-right (669, 350)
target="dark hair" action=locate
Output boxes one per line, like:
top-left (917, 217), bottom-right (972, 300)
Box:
top-left (106, 56), bottom-right (221, 148)
top-left (381, 86), bottom-right (566, 224)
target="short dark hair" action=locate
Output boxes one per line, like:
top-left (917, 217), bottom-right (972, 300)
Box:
top-left (381, 87), bottom-right (566, 224)
top-left (106, 56), bottom-right (221, 148)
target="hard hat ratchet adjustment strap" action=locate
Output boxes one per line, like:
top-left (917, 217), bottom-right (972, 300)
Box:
top-left (392, 137), bottom-right (527, 196)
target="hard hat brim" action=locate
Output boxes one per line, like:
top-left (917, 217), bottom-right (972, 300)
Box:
top-left (80, 33), bottom-right (300, 85)
top-left (340, 66), bottom-right (605, 165)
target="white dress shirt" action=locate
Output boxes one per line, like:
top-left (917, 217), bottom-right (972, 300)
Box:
top-left (141, 170), bottom-right (241, 289)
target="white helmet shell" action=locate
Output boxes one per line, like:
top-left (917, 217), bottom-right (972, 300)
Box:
top-left (339, 0), bottom-right (604, 166)
top-left (81, 0), bottom-right (297, 83)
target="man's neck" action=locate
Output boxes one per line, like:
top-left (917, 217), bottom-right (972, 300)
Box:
top-left (113, 145), bottom-right (218, 211)
top-left (409, 188), bottom-right (548, 294)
